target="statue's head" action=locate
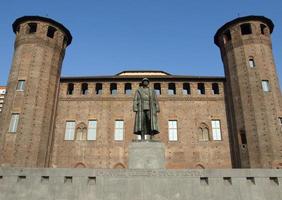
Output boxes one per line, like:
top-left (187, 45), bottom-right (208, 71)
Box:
top-left (141, 78), bottom-right (150, 87)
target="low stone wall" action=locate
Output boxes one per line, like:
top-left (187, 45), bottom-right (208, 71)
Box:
top-left (0, 167), bottom-right (282, 200)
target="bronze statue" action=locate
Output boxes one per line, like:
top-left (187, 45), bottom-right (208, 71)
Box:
top-left (133, 78), bottom-right (160, 140)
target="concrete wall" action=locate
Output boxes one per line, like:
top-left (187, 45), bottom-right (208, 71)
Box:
top-left (0, 167), bottom-right (282, 200)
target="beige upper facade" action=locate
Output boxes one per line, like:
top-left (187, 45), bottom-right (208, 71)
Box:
top-left (0, 15), bottom-right (281, 169)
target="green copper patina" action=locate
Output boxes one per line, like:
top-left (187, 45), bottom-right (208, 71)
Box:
top-left (133, 78), bottom-right (160, 140)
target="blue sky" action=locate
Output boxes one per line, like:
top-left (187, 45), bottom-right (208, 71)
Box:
top-left (0, 0), bottom-right (281, 86)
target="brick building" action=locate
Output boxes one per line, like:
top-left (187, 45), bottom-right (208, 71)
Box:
top-left (0, 15), bottom-right (281, 169)
top-left (0, 86), bottom-right (6, 113)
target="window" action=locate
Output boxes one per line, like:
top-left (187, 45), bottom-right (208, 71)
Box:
top-left (249, 58), bottom-right (255, 68)
top-left (168, 83), bottom-right (176, 95)
top-left (197, 83), bottom-right (205, 95)
top-left (198, 123), bottom-right (209, 142)
top-left (212, 83), bottom-right (219, 95)
top-left (8, 113), bottom-right (19, 133)
top-left (261, 80), bottom-right (270, 92)
top-left (114, 120), bottom-right (124, 141)
top-left (47, 26), bottom-right (56, 38)
top-left (67, 83), bottom-right (74, 95)
top-left (183, 83), bottom-right (190, 95)
top-left (124, 83), bottom-right (132, 95)
top-left (64, 121), bottom-right (76, 140)
top-left (27, 23), bottom-right (37, 34)
top-left (278, 117), bottom-right (282, 125)
top-left (81, 83), bottom-right (88, 95)
top-left (76, 123), bottom-right (87, 141)
top-left (168, 120), bottom-right (178, 141)
top-left (110, 83), bottom-right (117, 95)
top-left (260, 24), bottom-right (267, 35)
top-left (240, 23), bottom-right (252, 35)
top-left (240, 130), bottom-right (247, 145)
top-left (87, 120), bottom-right (97, 140)
top-left (154, 83), bottom-right (161, 95)
top-left (95, 83), bottom-right (102, 95)
top-left (223, 30), bottom-right (232, 44)
top-left (16, 80), bottom-right (25, 91)
top-left (211, 120), bottom-right (222, 140)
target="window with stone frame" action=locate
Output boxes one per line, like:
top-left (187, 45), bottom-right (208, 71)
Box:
top-left (154, 83), bottom-right (161, 95)
top-left (261, 80), bottom-right (270, 92)
top-left (110, 83), bottom-right (117, 95)
top-left (114, 120), bottom-right (124, 141)
top-left (124, 83), bottom-right (132, 95)
top-left (47, 26), bottom-right (56, 38)
top-left (197, 83), bottom-right (205, 95)
top-left (87, 120), bottom-right (97, 140)
top-left (64, 121), bottom-right (76, 140)
top-left (198, 123), bottom-right (209, 142)
top-left (249, 57), bottom-right (255, 68)
top-left (183, 83), bottom-right (191, 95)
top-left (67, 83), bottom-right (74, 95)
top-left (168, 83), bottom-right (176, 95)
top-left (95, 83), bottom-right (103, 95)
top-left (16, 80), bottom-right (25, 91)
top-left (81, 83), bottom-right (89, 95)
top-left (240, 23), bottom-right (252, 35)
top-left (212, 83), bottom-right (220, 95)
top-left (8, 113), bottom-right (20, 133)
top-left (168, 120), bottom-right (178, 141)
top-left (27, 23), bottom-right (37, 34)
top-left (211, 120), bottom-right (222, 140)
top-left (76, 122), bottom-right (87, 140)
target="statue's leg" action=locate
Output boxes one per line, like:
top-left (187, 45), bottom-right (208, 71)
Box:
top-left (141, 111), bottom-right (146, 140)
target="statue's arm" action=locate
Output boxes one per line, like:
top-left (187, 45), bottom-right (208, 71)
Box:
top-left (153, 90), bottom-right (160, 112)
top-left (133, 90), bottom-right (139, 112)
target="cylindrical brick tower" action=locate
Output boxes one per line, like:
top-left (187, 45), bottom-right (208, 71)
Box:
top-left (215, 16), bottom-right (282, 168)
top-left (0, 16), bottom-right (72, 167)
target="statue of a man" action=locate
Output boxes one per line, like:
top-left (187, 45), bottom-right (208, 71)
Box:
top-left (133, 78), bottom-right (160, 140)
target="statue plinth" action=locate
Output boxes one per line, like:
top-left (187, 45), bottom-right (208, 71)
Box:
top-left (128, 141), bottom-right (165, 169)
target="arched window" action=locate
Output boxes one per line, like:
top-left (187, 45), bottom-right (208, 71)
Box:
top-left (168, 83), bottom-right (176, 95)
top-left (76, 122), bottom-right (87, 140)
top-left (81, 83), bottom-right (88, 95)
top-left (75, 162), bottom-right (86, 168)
top-left (110, 83), bottom-right (117, 95)
top-left (27, 23), bottom-right (37, 34)
top-left (67, 83), bottom-right (74, 95)
top-left (240, 23), bottom-right (252, 35)
top-left (113, 163), bottom-right (125, 169)
top-left (223, 30), bottom-right (232, 44)
top-left (212, 83), bottom-right (219, 95)
top-left (95, 83), bottom-right (102, 95)
top-left (249, 57), bottom-right (255, 68)
top-left (260, 24), bottom-right (267, 35)
top-left (183, 83), bottom-right (191, 95)
top-left (124, 83), bottom-right (132, 95)
top-left (47, 26), bottom-right (56, 38)
top-left (195, 164), bottom-right (205, 169)
top-left (198, 123), bottom-right (209, 142)
top-left (154, 83), bottom-right (161, 95)
top-left (197, 83), bottom-right (205, 95)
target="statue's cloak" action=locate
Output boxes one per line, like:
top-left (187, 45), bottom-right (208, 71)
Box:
top-left (133, 87), bottom-right (160, 135)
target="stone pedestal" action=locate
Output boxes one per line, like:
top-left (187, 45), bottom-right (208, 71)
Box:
top-left (128, 141), bottom-right (165, 169)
